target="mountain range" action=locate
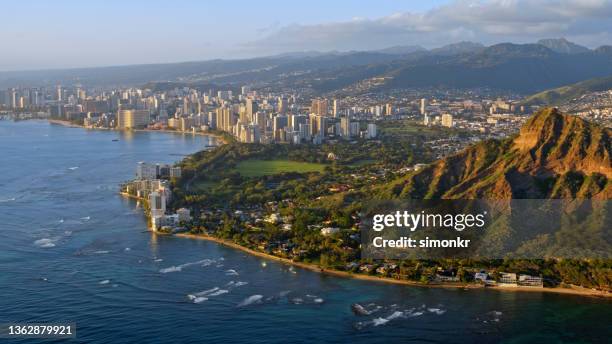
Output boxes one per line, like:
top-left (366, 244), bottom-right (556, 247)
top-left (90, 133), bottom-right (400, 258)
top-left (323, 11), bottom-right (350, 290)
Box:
top-left (1, 39), bottom-right (611, 95)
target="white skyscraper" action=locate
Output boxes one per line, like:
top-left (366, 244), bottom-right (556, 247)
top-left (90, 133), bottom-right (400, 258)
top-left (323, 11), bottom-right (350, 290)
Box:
top-left (420, 98), bottom-right (427, 115)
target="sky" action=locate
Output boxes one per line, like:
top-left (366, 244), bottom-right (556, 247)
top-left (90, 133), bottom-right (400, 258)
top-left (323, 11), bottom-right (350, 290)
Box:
top-left (1, 0), bottom-right (611, 71)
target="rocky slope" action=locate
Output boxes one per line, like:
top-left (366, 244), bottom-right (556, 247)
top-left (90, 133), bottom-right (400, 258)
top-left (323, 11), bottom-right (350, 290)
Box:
top-left (379, 108), bottom-right (611, 199)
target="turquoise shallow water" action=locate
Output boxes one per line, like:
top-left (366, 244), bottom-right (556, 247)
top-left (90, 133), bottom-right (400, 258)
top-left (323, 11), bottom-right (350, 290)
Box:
top-left (0, 120), bottom-right (610, 344)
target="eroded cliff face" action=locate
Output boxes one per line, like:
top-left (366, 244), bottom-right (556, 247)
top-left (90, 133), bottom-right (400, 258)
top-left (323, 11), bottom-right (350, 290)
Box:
top-left (380, 108), bottom-right (611, 199)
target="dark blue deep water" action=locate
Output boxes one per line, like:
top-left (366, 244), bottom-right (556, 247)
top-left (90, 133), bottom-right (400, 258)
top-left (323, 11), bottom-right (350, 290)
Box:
top-left (0, 120), bottom-right (610, 343)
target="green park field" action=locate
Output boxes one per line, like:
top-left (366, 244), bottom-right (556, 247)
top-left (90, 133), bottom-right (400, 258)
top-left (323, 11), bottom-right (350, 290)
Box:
top-left (235, 159), bottom-right (326, 177)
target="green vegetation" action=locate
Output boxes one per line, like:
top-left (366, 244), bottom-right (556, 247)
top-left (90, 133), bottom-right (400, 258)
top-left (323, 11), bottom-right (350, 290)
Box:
top-left (522, 75), bottom-right (612, 106)
top-left (169, 110), bottom-right (611, 291)
top-left (235, 159), bottom-right (326, 177)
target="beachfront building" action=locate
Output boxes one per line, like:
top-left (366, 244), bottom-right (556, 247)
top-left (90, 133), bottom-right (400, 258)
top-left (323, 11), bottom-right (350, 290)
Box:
top-left (151, 208), bottom-right (191, 231)
top-left (149, 191), bottom-right (167, 218)
top-left (117, 109), bottom-right (150, 129)
top-left (474, 271), bottom-right (489, 282)
top-left (170, 167), bottom-right (182, 178)
top-left (498, 272), bottom-right (518, 286)
top-left (518, 274), bottom-right (544, 287)
top-left (176, 208), bottom-right (191, 223)
top-left (136, 162), bottom-right (158, 180)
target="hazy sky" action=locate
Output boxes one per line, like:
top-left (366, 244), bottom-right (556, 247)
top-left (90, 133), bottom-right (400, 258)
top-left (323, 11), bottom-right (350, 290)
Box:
top-left (1, 0), bottom-right (611, 71)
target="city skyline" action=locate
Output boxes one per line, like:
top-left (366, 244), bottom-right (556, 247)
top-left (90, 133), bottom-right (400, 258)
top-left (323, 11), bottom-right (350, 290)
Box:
top-left (2, 0), bottom-right (612, 72)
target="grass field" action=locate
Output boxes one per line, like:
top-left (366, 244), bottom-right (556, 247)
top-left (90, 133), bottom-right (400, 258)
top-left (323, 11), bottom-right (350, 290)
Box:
top-left (235, 159), bottom-right (326, 177)
top-left (379, 120), bottom-right (442, 136)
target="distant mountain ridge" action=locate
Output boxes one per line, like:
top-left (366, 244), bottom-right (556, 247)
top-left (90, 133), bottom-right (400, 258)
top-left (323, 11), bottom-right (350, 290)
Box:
top-left (377, 108), bottom-right (611, 199)
top-left (2, 39), bottom-right (611, 94)
top-left (376, 43), bottom-right (612, 93)
top-left (522, 76), bottom-right (612, 105)
top-left (537, 38), bottom-right (590, 54)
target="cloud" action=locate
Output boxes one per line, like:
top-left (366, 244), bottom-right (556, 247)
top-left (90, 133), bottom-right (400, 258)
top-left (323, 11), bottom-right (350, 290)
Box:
top-left (239, 0), bottom-right (612, 53)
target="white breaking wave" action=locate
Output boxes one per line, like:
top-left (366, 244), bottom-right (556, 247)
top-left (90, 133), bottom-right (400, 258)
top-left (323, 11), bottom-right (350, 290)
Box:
top-left (207, 289), bottom-right (228, 297)
top-left (371, 317), bottom-right (389, 326)
top-left (225, 269), bottom-right (239, 276)
top-left (408, 311), bottom-right (424, 317)
top-left (159, 266), bottom-right (182, 273)
top-left (80, 216), bottom-right (91, 221)
top-left (34, 238), bottom-right (57, 248)
top-left (356, 308), bottom-right (426, 330)
top-left (291, 298), bottom-right (304, 304)
top-left (192, 297), bottom-right (208, 303)
top-left (193, 287), bottom-right (219, 296)
top-left (0, 197), bottom-right (16, 203)
top-left (159, 259), bottom-right (212, 273)
top-left (427, 308), bottom-right (446, 315)
top-left (201, 259), bottom-right (214, 267)
top-left (369, 311), bottom-right (407, 328)
top-left (237, 295), bottom-right (263, 307)
top-left (93, 250), bottom-right (109, 254)
top-left (68, 167), bottom-right (79, 170)
top-left (99, 280), bottom-right (110, 285)
top-left (234, 281), bottom-right (248, 287)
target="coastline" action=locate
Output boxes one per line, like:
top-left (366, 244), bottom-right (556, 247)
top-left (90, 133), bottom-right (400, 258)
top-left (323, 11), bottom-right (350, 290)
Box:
top-left (82, 114), bottom-right (611, 300)
top-left (174, 232), bottom-right (612, 299)
top-left (47, 118), bottom-right (227, 143)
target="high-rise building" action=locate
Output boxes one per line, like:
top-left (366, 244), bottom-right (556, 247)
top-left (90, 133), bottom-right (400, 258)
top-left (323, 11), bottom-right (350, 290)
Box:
top-left (254, 112), bottom-right (266, 132)
top-left (170, 167), bottom-right (182, 178)
top-left (9, 89), bottom-right (17, 108)
top-left (348, 122), bottom-right (358, 137)
top-left (289, 114), bottom-right (307, 131)
top-left (332, 99), bottom-right (338, 117)
top-left (246, 98), bottom-right (258, 118)
top-left (298, 123), bottom-right (310, 140)
top-left (182, 97), bottom-right (190, 115)
top-left (367, 123), bottom-right (377, 139)
top-left (117, 109), bottom-right (150, 129)
top-left (385, 103), bottom-right (393, 116)
top-left (136, 162), bottom-right (158, 180)
top-left (215, 107), bottom-right (234, 131)
top-left (340, 114), bottom-right (351, 137)
top-left (441, 114), bottom-right (454, 128)
top-left (273, 115), bottom-right (288, 141)
top-left (311, 98), bottom-right (328, 116)
top-left (277, 97), bottom-right (287, 114)
top-left (420, 98), bottom-right (428, 115)
top-left (149, 191), bottom-right (166, 218)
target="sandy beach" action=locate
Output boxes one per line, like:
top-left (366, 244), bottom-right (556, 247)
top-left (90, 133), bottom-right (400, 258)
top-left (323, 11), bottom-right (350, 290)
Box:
top-left (174, 232), bottom-right (611, 299)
